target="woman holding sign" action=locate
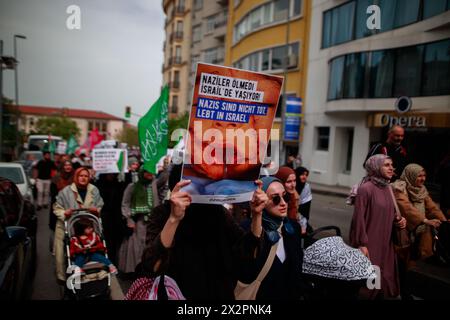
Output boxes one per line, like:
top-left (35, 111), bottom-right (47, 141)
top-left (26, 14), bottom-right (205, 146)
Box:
top-left (234, 176), bottom-right (304, 300)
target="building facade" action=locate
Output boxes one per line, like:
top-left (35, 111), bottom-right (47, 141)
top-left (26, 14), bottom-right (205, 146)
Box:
top-left (16, 105), bottom-right (126, 144)
top-left (301, 0), bottom-right (450, 188)
top-left (162, 0), bottom-right (230, 118)
top-left (225, 0), bottom-right (311, 163)
top-left (163, 0), bottom-right (193, 118)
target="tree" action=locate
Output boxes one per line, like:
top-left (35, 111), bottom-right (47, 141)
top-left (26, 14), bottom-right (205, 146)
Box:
top-left (115, 125), bottom-right (139, 147)
top-left (168, 111), bottom-right (189, 148)
top-left (34, 116), bottom-right (80, 140)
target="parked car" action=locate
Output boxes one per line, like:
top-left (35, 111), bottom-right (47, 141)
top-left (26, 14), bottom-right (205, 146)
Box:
top-left (16, 151), bottom-right (43, 178)
top-left (0, 177), bottom-right (37, 300)
top-left (0, 163), bottom-right (35, 205)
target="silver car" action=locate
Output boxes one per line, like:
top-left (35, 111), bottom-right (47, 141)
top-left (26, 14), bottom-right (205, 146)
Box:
top-left (0, 162), bottom-right (35, 205)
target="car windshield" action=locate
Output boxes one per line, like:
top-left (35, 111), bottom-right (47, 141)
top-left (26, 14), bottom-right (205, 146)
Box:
top-left (0, 167), bottom-right (25, 184)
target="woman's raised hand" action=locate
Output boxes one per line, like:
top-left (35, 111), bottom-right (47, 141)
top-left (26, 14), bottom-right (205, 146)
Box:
top-left (170, 180), bottom-right (192, 222)
top-left (250, 180), bottom-right (268, 216)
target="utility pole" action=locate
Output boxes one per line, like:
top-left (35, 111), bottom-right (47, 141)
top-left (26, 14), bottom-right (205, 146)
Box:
top-left (280, 8), bottom-right (291, 165)
top-left (14, 34), bottom-right (26, 159)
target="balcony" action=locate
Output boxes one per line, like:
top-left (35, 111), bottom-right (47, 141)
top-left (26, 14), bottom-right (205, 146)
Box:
top-left (169, 56), bottom-right (183, 66)
top-left (169, 81), bottom-right (180, 89)
top-left (171, 105), bottom-right (179, 114)
top-left (214, 19), bottom-right (227, 40)
top-left (174, 6), bottom-right (186, 17)
top-left (170, 31), bottom-right (184, 42)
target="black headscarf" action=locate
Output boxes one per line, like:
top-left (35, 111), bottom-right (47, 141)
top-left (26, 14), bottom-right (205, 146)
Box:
top-left (295, 167), bottom-right (309, 195)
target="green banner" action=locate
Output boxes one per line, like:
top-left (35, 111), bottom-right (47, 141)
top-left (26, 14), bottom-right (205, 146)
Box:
top-left (139, 86), bottom-right (169, 174)
top-left (66, 134), bottom-right (79, 155)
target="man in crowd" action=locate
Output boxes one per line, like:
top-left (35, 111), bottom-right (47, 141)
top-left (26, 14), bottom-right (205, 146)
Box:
top-left (33, 151), bottom-right (57, 210)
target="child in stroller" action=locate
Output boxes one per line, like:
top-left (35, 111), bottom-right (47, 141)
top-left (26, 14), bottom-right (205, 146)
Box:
top-left (70, 218), bottom-right (118, 275)
top-left (65, 209), bottom-right (115, 299)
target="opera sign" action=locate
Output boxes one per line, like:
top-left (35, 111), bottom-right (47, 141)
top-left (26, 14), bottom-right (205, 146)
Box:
top-left (379, 113), bottom-right (426, 128)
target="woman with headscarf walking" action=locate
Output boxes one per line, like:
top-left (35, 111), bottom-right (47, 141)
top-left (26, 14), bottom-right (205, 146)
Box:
top-left (295, 167), bottom-right (312, 233)
top-left (53, 167), bottom-right (104, 284)
top-left (275, 166), bottom-right (300, 222)
top-left (118, 168), bottom-right (167, 274)
top-left (392, 163), bottom-right (448, 261)
top-left (235, 176), bottom-right (304, 300)
top-left (349, 154), bottom-right (406, 299)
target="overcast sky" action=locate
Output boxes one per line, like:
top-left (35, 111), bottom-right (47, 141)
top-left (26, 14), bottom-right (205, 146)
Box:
top-left (0, 0), bottom-right (165, 125)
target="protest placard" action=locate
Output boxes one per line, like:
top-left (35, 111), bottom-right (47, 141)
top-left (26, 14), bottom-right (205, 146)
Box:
top-left (181, 63), bottom-right (283, 204)
top-left (92, 148), bottom-right (128, 174)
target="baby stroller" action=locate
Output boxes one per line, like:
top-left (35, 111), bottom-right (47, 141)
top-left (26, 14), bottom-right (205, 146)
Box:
top-left (302, 226), bottom-right (376, 300)
top-left (64, 209), bottom-right (112, 300)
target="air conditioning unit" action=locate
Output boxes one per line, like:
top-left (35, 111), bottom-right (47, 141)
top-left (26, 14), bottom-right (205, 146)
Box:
top-left (287, 54), bottom-right (298, 68)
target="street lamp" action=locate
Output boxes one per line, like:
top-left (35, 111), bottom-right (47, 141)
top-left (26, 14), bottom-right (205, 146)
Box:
top-left (14, 34), bottom-right (26, 158)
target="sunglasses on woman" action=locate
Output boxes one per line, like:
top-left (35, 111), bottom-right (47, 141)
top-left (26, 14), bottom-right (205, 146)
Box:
top-left (271, 193), bottom-right (290, 206)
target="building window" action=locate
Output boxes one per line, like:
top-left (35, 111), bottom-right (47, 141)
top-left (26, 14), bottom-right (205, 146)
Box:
top-left (422, 39), bottom-right (450, 96)
top-left (171, 95), bottom-right (178, 113)
top-left (369, 50), bottom-right (395, 98)
top-left (394, 45), bottom-right (424, 97)
top-left (345, 128), bottom-right (354, 173)
top-left (194, 0), bottom-right (202, 11)
top-left (327, 56), bottom-right (345, 100)
top-left (316, 127), bottom-right (330, 151)
top-left (29, 117), bottom-right (35, 127)
top-left (192, 55), bottom-right (200, 72)
top-left (204, 48), bottom-right (218, 64)
top-left (193, 25), bottom-right (202, 43)
top-left (233, 0), bottom-right (302, 44)
top-left (322, 0), bottom-right (450, 49)
top-left (330, 38), bottom-right (450, 101)
top-left (101, 122), bottom-right (107, 132)
top-left (233, 42), bottom-right (299, 73)
top-left (343, 52), bottom-right (367, 98)
top-left (88, 121), bottom-right (94, 131)
top-left (423, 0), bottom-right (448, 19)
top-left (206, 14), bottom-right (218, 33)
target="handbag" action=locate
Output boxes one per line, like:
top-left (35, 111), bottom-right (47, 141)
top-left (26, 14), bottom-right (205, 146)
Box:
top-left (388, 186), bottom-right (411, 249)
top-left (234, 239), bottom-right (279, 300)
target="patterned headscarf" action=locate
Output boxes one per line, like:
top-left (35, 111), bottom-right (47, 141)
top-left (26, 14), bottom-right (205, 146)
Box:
top-left (364, 154), bottom-right (391, 187)
top-left (393, 163), bottom-right (428, 213)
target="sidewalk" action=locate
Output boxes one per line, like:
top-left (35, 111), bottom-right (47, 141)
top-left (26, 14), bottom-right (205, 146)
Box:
top-left (309, 182), bottom-right (349, 198)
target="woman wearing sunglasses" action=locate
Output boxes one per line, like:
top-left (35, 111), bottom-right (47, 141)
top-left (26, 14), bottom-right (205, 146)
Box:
top-left (235, 176), bottom-right (304, 300)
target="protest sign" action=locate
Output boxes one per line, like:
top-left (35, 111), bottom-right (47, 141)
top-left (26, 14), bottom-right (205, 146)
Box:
top-left (92, 148), bottom-right (128, 174)
top-left (57, 141), bottom-right (67, 155)
top-left (181, 63), bottom-right (283, 204)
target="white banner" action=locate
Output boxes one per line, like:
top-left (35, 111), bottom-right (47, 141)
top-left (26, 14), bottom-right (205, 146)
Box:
top-left (57, 141), bottom-right (67, 155)
top-left (93, 148), bottom-right (128, 174)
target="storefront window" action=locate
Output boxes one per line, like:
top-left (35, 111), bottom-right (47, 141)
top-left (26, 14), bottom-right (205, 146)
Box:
top-left (343, 52), bottom-right (367, 98)
top-left (328, 56), bottom-right (345, 100)
top-left (422, 39), bottom-right (450, 96)
top-left (423, 0), bottom-right (448, 19)
top-left (369, 50), bottom-right (394, 98)
top-left (355, 0), bottom-right (375, 39)
top-left (317, 127), bottom-right (330, 151)
top-left (394, 45), bottom-right (424, 97)
top-left (394, 0), bottom-right (420, 28)
top-left (322, 11), bottom-right (332, 48)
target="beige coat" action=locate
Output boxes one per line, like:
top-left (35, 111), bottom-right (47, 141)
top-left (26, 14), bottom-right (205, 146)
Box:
top-left (394, 187), bottom-right (446, 260)
top-left (53, 183), bottom-right (104, 282)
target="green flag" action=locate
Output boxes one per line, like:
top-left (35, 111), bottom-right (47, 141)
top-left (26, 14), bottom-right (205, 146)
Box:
top-left (139, 86), bottom-right (169, 174)
top-left (66, 134), bottom-right (79, 155)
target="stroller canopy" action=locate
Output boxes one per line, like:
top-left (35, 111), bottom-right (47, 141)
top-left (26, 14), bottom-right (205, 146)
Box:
top-left (302, 236), bottom-right (376, 281)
